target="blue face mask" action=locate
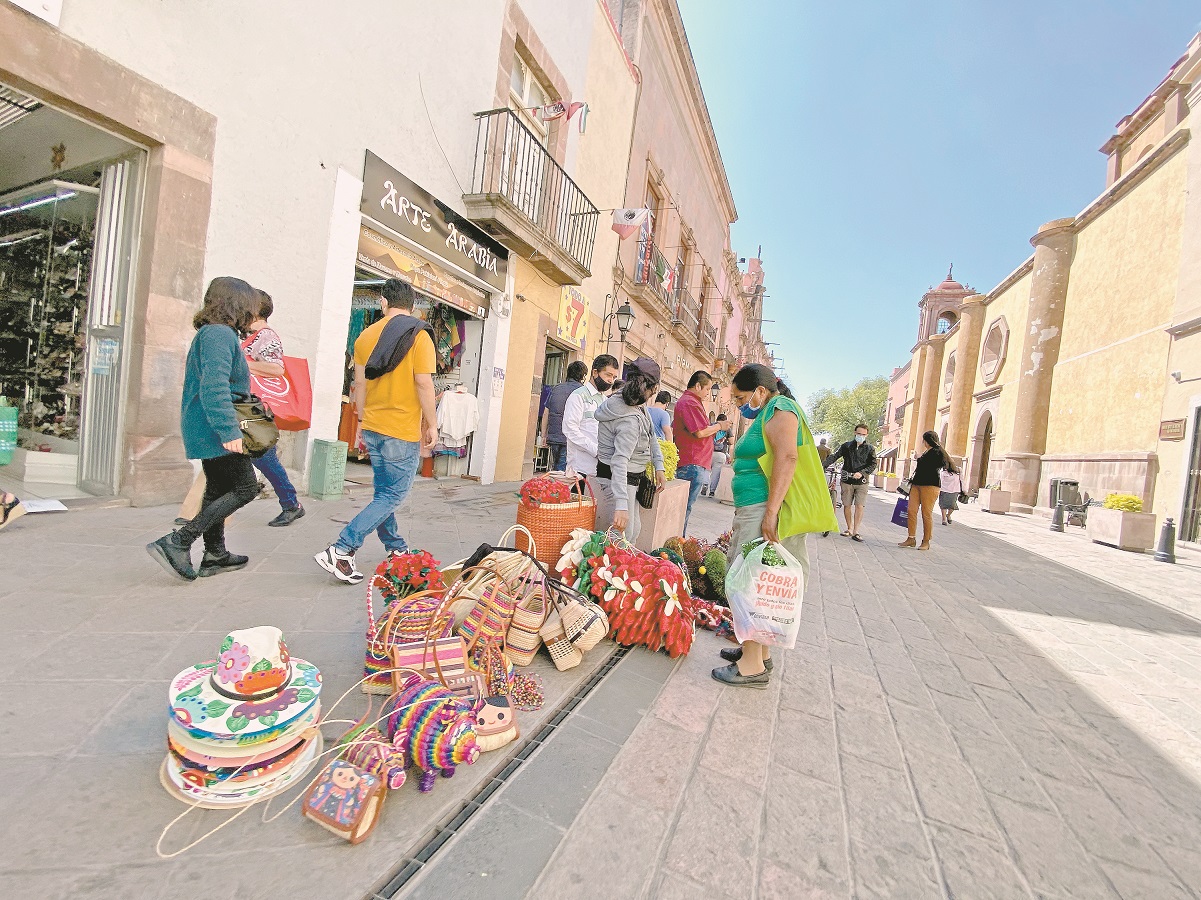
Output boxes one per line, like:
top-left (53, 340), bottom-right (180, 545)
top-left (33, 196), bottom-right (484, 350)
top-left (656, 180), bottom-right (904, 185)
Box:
top-left (739, 397), bottom-right (763, 420)
top-left (855, 434), bottom-right (866, 444)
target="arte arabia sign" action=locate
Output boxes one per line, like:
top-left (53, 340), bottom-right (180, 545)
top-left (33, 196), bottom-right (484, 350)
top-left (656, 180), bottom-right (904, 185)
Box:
top-left (362, 150), bottom-right (508, 292)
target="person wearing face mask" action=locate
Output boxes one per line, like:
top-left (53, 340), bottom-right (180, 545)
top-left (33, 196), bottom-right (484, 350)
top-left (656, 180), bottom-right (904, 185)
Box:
top-left (593, 358), bottom-right (666, 542)
top-left (823, 423), bottom-right (877, 541)
top-left (714, 364), bottom-right (837, 688)
top-left (562, 353), bottom-right (620, 479)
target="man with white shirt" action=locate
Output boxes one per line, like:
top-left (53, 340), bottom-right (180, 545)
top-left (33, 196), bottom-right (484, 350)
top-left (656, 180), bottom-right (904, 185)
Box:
top-left (562, 353), bottom-right (619, 477)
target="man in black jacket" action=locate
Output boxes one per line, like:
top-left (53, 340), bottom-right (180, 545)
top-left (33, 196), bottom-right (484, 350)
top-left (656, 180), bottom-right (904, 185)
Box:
top-left (824, 423), bottom-right (877, 541)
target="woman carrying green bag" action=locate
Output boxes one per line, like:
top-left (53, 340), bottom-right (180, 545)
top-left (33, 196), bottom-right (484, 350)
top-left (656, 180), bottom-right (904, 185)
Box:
top-left (713, 364), bottom-right (839, 688)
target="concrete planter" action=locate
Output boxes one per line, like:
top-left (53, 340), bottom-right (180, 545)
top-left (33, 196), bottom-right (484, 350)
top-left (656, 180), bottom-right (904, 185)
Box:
top-left (635, 479), bottom-right (689, 553)
top-left (1087, 507), bottom-right (1156, 552)
top-left (979, 488), bottom-right (1011, 514)
top-left (883, 476), bottom-right (899, 493)
top-left (872, 474), bottom-right (884, 488)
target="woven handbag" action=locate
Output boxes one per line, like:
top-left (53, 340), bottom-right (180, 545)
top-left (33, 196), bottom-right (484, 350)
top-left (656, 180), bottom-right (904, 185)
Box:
top-left (540, 606), bottom-right (583, 671)
top-left (506, 574), bottom-right (547, 666)
top-left (515, 476), bottom-right (596, 570)
top-left (364, 586), bottom-right (452, 694)
top-left (550, 581), bottom-right (609, 654)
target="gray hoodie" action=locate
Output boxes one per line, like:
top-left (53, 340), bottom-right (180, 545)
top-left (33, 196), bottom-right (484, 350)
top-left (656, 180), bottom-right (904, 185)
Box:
top-left (595, 395), bottom-right (665, 511)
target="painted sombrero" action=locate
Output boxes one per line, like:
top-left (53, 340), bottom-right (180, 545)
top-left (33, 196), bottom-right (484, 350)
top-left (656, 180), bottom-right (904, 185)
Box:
top-left (166, 703), bottom-right (321, 758)
top-left (159, 732), bottom-right (322, 809)
top-left (168, 731), bottom-right (314, 787)
top-left (167, 626), bottom-right (321, 740)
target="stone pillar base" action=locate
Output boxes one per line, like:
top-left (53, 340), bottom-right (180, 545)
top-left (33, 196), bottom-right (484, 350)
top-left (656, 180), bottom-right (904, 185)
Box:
top-left (1001, 452), bottom-right (1042, 508)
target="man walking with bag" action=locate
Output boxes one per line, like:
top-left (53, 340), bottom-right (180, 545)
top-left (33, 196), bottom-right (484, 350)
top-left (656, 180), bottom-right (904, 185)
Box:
top-left (823, 423), bottom-right (877, 542)
top-left (315, 279), bottom-right (437, 584)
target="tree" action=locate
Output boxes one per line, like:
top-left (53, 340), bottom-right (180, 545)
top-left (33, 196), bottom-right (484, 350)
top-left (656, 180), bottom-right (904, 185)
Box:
top-left (808, 376), bottom-right (889, 447)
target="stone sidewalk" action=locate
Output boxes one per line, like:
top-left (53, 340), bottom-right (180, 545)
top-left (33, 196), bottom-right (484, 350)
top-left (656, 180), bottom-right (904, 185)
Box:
top-left (409, 490), bottom-right (1201, 898)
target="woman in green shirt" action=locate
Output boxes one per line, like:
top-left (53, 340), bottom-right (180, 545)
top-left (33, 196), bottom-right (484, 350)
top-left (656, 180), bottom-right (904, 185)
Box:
top-left (714, 364), bottom-right (834, 688)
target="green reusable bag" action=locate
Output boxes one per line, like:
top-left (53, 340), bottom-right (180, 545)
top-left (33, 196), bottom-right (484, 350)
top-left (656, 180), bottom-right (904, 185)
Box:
top-left (756, 398), bottom-right (840, 538)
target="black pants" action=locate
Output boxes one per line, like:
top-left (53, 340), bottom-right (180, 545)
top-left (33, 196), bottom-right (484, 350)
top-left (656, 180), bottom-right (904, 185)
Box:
top-left (177, 454), bottom-right (260, 553)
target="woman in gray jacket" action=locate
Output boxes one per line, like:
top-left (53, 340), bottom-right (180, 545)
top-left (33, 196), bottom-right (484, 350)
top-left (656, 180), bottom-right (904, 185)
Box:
top-left (593, 357), bottom-right (666, 541)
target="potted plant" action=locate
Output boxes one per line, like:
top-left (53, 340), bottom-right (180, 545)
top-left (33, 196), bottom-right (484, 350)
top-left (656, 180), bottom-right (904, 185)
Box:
top-left (881, 472), bottom-right (900, 493)
top-left (1087, 493), bottom-right (1156, 552)
top-left (978, 483), bottom-right (1011, 514)
top-left (872, 472), bottom-right (884, 488)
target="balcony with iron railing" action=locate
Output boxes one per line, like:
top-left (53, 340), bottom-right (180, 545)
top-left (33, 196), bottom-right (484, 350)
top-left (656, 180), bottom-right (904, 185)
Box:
top-left (633, 238), bottom-right (677, 318)
top-left (697, 320), bottom-right (717, 357)
top-left (463, 108), bottom-right (599, 285)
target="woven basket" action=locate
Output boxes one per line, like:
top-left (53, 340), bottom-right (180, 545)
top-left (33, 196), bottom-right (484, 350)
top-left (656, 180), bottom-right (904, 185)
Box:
top-left (516, 479), bottom-right (596, 571)
top-left (539, 608), bottom-right (583, 671)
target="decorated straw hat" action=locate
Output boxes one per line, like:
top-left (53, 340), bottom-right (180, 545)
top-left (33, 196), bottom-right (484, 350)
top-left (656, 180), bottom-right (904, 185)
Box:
top-left (159, 733), bottom-right (323, 809)
top-left (167, 627), bottom-right (321, 740)
top-left (166, 704), bottom-right (320, 762)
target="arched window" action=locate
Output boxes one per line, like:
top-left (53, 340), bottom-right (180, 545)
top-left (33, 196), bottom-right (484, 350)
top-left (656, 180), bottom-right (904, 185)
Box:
top-left (943, 352), bottom-right (956, 400)
top-left (936, 312), bottom-right (957, 334)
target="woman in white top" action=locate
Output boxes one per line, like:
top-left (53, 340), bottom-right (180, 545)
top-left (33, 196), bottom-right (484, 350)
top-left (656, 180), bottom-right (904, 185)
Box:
top-left (939, 463), bottom-right (964, 525)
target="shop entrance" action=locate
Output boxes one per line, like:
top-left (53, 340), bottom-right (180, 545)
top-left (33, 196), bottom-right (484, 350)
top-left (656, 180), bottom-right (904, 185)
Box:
top-left (1180, 407), bottom-right (1201, 542)
top-left (0, 83), bottom-right (144, 499)
top-left (534, 339), bottom-right (573, 473)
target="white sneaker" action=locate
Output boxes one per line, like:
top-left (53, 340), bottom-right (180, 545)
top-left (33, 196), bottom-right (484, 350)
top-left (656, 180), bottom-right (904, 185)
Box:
top-left (315, 545), bottom-right (364, 584)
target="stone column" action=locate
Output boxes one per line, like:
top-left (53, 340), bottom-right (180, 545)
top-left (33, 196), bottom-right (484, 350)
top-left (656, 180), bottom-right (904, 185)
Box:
top-left (946, 294), bottom-right (986, 459)
top-left (1002, 218), bottom-right (1076, 507)
top-left (899, 345), bottom-right (926, 476)
top-left (916, 334), bottom-right (946, 438)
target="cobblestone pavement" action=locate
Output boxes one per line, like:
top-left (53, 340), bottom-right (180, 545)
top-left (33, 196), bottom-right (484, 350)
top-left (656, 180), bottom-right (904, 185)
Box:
top-left (523, 493), bottom-right (1201, 899)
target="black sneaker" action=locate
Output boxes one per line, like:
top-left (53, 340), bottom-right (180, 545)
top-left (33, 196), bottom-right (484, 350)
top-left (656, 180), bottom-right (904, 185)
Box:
top-left (711, 662), bottom-right (770, 689)
top-left (147, 532), bottom-right (197, 581)
top-left (719, 647), bottom-right (773, 671)
top-left (315, 545), bottom-right (364, 584)
top-left (198, 551), bottom-right (249, 577)
top-left (268, 506), bottom-right (306, 527)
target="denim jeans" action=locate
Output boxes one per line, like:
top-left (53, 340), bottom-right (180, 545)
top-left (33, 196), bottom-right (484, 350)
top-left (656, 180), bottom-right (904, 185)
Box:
top-left (336, 430), bottom-right (420, 554)
top-left (177, 453), bottom-right (260, 553)
top-left (676, 464), bottom-right (710, 536)
top-left (252, 445), bottom-right (299, 510)
top-left (548, 442), bottom-right (567, 471)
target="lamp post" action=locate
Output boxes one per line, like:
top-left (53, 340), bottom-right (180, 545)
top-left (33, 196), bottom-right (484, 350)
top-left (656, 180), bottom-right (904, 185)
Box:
top-left (602, 296), bottom-right (636, 365)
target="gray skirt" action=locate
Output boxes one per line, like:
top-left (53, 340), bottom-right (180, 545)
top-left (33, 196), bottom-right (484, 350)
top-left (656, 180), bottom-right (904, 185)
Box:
top-left (938, 490), bottom-right (959, 511)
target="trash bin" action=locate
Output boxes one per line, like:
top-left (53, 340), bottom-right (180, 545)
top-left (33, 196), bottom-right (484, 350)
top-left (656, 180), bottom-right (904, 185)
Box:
top-left (308, 439), bottom-right (348, 501)
top-left (0, 399), bottom-right (16, 466)
top-left (1049, 478), bottom-right (1080, 509)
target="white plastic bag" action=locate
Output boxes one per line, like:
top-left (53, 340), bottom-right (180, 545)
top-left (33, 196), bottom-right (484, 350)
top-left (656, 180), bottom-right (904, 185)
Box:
top-left (725, 539), bottom-right (806, 649)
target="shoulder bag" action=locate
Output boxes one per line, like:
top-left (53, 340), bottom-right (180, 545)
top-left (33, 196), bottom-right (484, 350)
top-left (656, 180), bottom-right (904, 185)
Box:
top-left (232, 393), bottom-right (279, 458)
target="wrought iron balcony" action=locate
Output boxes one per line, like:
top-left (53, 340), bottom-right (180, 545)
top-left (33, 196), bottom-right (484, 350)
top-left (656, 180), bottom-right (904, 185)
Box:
top-left (633, 238), bottom-right (676, 317)
top-left (697, 321), bottom-right (717, 356)
top-left (673, 286), bottom-right (700, 337)
top-left (464, 108), bottom-right (599, 285)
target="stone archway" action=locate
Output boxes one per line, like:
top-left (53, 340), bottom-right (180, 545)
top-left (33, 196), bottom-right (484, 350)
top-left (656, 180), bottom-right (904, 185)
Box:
top-left (969, 411), bottom-right (994, 492)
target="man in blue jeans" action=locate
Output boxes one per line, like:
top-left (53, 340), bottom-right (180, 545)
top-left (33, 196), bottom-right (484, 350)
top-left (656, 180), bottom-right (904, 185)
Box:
top-left (315, 279), bottom-right (438, 584)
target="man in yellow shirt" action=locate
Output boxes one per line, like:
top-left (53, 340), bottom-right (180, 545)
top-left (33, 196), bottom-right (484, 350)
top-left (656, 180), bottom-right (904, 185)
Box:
top-left (316, 279), bottom-right (438, 584)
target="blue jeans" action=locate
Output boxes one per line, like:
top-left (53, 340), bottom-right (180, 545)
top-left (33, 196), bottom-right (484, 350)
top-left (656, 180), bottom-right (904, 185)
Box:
top-left (336, 430), bottom-right (420, 554)
top-left (252, 446), bottom-right (299, 510)
top-left (676, 464), bottom-right (710, 536)
top-left (549, 442), bottom-right (567, 471)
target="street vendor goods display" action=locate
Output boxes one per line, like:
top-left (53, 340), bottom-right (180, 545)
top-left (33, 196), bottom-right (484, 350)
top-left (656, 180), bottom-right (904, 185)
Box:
top-left (558, 529), bottom-right (695, 658)
top-left (162, 626), bottom-right (323, 808)
top-left (301, 759), bottom-right (385, 844)
top-left (515, 473), bottom-right (596, 569)
top-left (726, 539), bottom-right (806, 649)
top-left (365, 554), bottom-right (452, 692)
top-left (382, 672), bottom-right (481, 792)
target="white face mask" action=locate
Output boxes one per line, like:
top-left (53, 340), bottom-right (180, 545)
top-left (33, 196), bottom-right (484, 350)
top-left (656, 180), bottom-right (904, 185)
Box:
top-left (854, 434), bottom-right (867, 444)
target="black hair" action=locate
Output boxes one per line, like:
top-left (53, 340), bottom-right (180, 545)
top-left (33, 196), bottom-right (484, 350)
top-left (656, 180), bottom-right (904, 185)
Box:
top-left (687, 370), bottom-right (713, 389)
top-left (381, 278), bottom-right (415, 310)
top-left (592, 353), bottom-right (619, 373)
top-left (716, 413), bottom-right (727, 421)
top-left (193, 276), bottom-right (260, 334)
top-left (655, 390), bottom-right (671, 405)
top-left (621, 370), bottom-right (658, 407)
top-left (731, 363), bottom-right (792, 399)
top-left (566, 361), bottom-right (588, 382)
top-left (256, 289), bottom-right (273, 321)
top-left (922, 430), bottom-right (954, 470)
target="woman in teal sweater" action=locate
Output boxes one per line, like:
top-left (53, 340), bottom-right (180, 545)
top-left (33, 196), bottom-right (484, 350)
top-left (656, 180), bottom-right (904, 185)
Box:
top-left (713, 364), bottom-right (838, 688)
top-left (146, 277), bottom-right (263, 581)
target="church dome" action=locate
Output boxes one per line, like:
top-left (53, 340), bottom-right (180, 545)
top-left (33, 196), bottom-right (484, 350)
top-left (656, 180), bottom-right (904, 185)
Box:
top-left (931, 266), bottom-right (965, 293)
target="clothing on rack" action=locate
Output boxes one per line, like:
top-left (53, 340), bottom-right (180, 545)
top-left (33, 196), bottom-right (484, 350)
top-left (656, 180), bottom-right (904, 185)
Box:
top-left (436, 389), bottom-right (479, 444)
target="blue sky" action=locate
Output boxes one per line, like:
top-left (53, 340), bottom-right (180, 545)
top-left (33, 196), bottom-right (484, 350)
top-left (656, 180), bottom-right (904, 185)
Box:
top-left (679, 0), bottom-right (1201, 402)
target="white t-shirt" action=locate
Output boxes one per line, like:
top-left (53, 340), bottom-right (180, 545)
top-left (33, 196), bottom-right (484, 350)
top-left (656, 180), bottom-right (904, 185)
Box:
top-left (940, 470), bottom-right (962, 493)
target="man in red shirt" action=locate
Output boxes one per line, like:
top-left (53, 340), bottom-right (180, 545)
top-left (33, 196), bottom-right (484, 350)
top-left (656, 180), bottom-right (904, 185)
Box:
top-left (672, 370), bottom-right (723, 535)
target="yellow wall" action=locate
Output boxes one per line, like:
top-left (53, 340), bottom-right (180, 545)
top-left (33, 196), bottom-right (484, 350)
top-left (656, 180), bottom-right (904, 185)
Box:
top-left (971, 271), bottom-right (1032, 457)
top-left (1045, 150), bottom-right (1186, 455)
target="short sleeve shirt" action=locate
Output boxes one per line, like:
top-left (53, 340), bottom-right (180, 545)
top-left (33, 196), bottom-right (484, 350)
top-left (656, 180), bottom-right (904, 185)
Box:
top-left (672, 391), bottom-right (713, 469)
top-left (244, 326), bottom-right (284, 366)
top-left (353, 320), bottom-right (437, 442)
top-left (648, 406), bottom-right (670, 440)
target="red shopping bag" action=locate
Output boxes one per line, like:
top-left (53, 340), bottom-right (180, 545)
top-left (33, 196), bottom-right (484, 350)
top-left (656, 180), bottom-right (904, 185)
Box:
top-left (251, 356), bottom-right (312, 431)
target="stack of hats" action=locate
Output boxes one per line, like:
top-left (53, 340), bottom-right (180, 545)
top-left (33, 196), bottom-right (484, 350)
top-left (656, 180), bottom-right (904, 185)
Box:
top-left (161, 626), bottom-right (323, 808)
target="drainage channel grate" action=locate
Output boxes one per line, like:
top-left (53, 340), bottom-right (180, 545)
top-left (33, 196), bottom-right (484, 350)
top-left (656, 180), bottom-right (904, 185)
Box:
top-left (369, 645), bottom-right (631, 899)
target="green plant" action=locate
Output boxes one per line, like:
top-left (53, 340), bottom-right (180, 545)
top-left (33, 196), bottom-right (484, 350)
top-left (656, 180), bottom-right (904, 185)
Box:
top-left (647, 439), bottom-right (678, 481)
top-left (1103, 493), bottom-right (1143, 513)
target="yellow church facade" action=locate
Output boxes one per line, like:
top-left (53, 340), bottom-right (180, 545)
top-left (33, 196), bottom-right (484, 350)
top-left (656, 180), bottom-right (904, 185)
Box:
top-left (896, 32), bottom-right (1201, 539)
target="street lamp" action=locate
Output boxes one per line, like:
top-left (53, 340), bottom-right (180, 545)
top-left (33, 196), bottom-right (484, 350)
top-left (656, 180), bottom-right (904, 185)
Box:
top-left (615, 302), bottom-right (635, 338)
top-left (710, 381), bottom-right (720, 402)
